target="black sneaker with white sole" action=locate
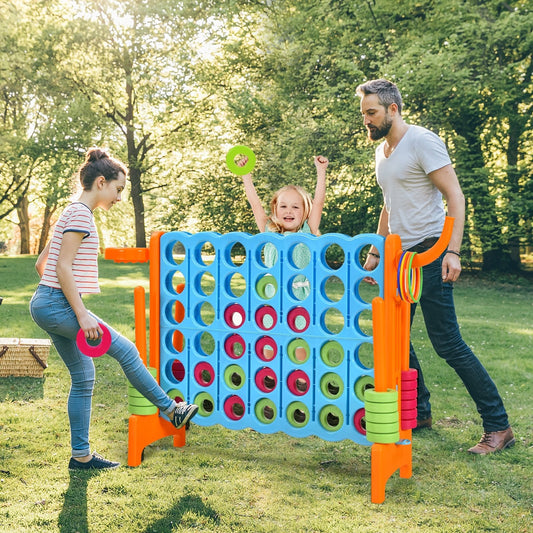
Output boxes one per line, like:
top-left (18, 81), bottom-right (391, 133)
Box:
top-left (68, 452), bottom-right (120, 471)
top-left (171, 402), bottom-right (199, 429)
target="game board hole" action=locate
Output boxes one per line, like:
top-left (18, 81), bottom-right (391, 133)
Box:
top-left (171, 359), bottom-right (185, 382)
top-left (328, 383), bottom-right (340, 395)
top-left (357, 279), bottom-right (380, 304)
top-left (295, 378), bottom-right (308, 393)
top-left (293, 409), bottom-right (306, 423)
top-left (287, 338), bottom-right (310, 364)
top-left (172, 300), bottom-right (185, 324)
top-left (229, 241), bottom-right (246, 266)
top-left (356, 342), bottom-right (374, 369)
top-left (255, 336), bottom-right (277, 361)
top-left (172, 329), bottom-right (185, 352)
top-left (358, 244), bottom-right (378, 270)
top-left (289, 275), bottom-right (310, 301)
top-left (324, 244), bottom-right (345, 270)
top-left (199, 271), bottom-right (215, 296)
top-left (197, 241), bottom-right (215, 266)
top-left (356, 309), bottom-right (373, 336)
top-left (203, 399), bottom-right (214, 412)
top-left (263, 406), bottom-right (274, 420)
top-left (227, 272), bottom-right (246, 297)
top-left (232, 403), bottom-right (244, 417)
top-left (323, 275), bottom-right (344, 302)
top-left (197, 331), bottom-right (215, 356)
top-left (256, 274), bottom-right (277, 300)
top-left (172, 241), bottom-right (186, 265)
top-left (289, 243), bottom-right (311, 269)
top-left (196, 301), bottom-right (215, 326)
top-left (171, 271), bottom-right (186, 293)
top-left (263, 375), bottom-right (276, 390)
top-left (259, 243), bottom-right (278, 267)
top-left (327, 413), bottom-right (340, 427)
top-left (323, 308), bottom-right (345, 334)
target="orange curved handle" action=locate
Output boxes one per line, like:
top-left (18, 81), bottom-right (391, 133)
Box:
top-left (411, 217), bottom-right (454, 268)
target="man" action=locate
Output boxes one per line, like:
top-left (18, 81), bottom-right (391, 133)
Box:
top-left (357, 78), bottom-right (514, 454)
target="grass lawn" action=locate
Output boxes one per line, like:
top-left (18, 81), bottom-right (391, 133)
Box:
top-left (0, 255), bottom-right (531, 533)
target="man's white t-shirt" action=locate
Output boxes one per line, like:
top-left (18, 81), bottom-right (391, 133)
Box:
top-left (375, 125), bottom-right (451, 249)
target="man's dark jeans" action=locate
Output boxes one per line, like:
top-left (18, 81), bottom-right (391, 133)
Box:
top-left (408, 248), bottom-right (509, 432)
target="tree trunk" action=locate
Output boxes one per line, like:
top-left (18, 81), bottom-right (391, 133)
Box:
top-left (38, 203), bottom-right (55, 253)
top-left (128, 164), bottom-right (147, 248)
top-left (16, 195), bottom-right (31, 254)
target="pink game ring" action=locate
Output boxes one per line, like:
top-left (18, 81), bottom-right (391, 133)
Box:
top-left (76, 323), bottom-right (112, 357)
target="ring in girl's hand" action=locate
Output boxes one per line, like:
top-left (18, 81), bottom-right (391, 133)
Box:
top-left (76, 323), bottom-right (112, 357)
top-left (226, 145), bottom-right (256, 175)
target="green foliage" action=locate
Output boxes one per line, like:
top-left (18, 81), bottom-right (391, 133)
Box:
top-left (0, 0), bottom-right (531, 269)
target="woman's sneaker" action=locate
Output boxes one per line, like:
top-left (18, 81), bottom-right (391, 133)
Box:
top-left (171, 402), bottom-right (199, 429)
top-left (69, 452), bottom-right (120, 470)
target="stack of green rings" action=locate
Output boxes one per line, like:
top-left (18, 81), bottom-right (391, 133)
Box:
top-left (364, 389), bottom-right (400, 443)
top-left (128, 367), bottom-right (159, 415)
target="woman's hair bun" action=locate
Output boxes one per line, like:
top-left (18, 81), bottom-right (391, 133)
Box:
top-left (86, 147), bottom-right (109, 162)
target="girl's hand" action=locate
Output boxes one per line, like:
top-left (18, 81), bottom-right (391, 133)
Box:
top-left (237, 156), bottom-right (248, 167)
top-left (314, 155), bottom-right (329, 170)
top-left (78, 313), bottom-right (103, 340)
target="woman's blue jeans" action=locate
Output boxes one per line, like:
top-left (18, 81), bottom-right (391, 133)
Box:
top-left (408, 252), bottom-right (509, 432)
top-left (30, 285), bottom-right (174, 458)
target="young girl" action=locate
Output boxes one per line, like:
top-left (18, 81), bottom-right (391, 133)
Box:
top-left (30, 148), bottom-right (198, 471)
top-left (240, 155), bottom-right (329, 299)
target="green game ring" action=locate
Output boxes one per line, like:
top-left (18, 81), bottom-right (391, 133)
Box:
top-left (226, 145), bottom-right (256, 175)
top-left (319, 405), bottom-right (344, 431)
top-left (128, 386), bottom-right (148, 398)
top-left (286, 401), bottom-right (310, 428)
top-left (194, 392), bottom-right (216, 417)
top-left (364, 410), bottom-right (399, 424)
top-left (354, 375), bottom-right (375, 401)
top-left (167, 388), bottom-right (185, 403)
top-left (320, 372), bottom-right (344, 399)
top-left (256, 274), bottom-right (278, 300)
top-left (365, 430), bottom-right (401, 444)
top-left (320, 340), bottom-right (345, 367)
top-left (365, 420), bottom-right (400, 434)
top-left (364, 401), bottom-right (399, 414)
top-left (128, 404), bottom-right (158, 415)
top-left (128, 396), bottom-right (157, 407)
top-left (224, 364), bottom-right (246, 390)
top-left (255, 398), bottom-right (277, 424)
top-left (364, 388), bottom-right (398, 403)
top-left (287, 338), bottom-right (311, 364)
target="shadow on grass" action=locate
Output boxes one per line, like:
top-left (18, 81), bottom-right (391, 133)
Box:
top-left (58, 471), bottom-right (96, 533)
top-left (142, 494), bottom-right (220, 533)
top-left (0, 376), bottom-right (44, 401)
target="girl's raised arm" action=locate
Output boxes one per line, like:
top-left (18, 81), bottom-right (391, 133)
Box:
top-left (307, 155), bottom-right (328, 235)
top-left (240, 157), bottom-right (268, 232)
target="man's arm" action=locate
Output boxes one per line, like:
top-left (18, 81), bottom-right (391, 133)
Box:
top-left (428, 164), bottom-right (465, 282)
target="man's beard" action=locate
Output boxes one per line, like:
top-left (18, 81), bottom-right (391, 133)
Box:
top-left (367, 114), bottom-right (392, 141)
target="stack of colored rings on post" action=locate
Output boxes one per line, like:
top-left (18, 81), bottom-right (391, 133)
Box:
top-left (400, 369), bottom-right (418, 430)
top-left (397, 251), bottom-right (422, 303)
top-left (363, 389), bottom-right (400, 444)
top-left (128, 367), bottom-right (158, 415)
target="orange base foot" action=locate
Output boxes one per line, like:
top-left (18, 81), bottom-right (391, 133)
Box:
top-left (128, 412), bottom-right (186, 467)
top-left (371, 441), bottom-right (412, 504)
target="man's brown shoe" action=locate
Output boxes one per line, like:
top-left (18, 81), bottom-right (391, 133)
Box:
top-left (413, 417), bottom-right (432, 431)
top-left (468, 427), bottom-right (515, 455)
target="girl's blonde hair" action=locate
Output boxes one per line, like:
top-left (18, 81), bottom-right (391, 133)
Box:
top-left (267, 185), bottom-right (313, 233)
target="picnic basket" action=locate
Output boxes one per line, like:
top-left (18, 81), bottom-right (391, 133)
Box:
top-left (0, 338), bottom-right (50, 378)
